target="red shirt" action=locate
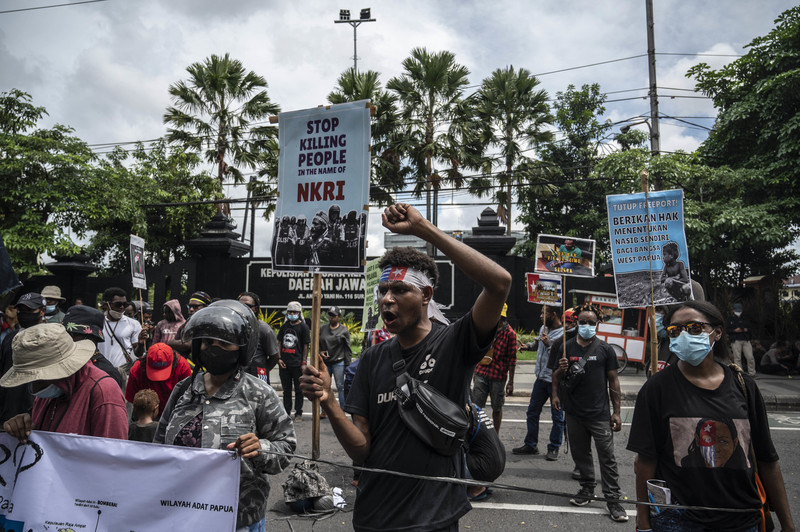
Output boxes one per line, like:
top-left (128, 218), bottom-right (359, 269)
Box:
top-left (125, 355), bottom-right (192, 413)
top-left (474, 322), bottom-right (517, 381)
top-left (32, 362), bottom-right (128, 439)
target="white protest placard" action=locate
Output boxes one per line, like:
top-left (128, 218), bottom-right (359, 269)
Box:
top-left (0, 431), bottom-right (240, 531)
top-left (130, 234), bottom-right (147, 290)
top-left (272, 101), bottom-right (371, 274)
top-left (606, 189), bottom-right (693, 308)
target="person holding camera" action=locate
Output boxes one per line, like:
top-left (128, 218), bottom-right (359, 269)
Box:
top-left (552, 303), bottom-right (627, 523)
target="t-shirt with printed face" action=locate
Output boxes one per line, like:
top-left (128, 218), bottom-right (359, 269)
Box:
top-left (561, 337), bottom-right (618, 420)
top-left (278, 321), bottom-right (310, 367)
top-left (627, 362), bottom-right (778, 530)
top-left (345, 312), bottom-right (491, 532)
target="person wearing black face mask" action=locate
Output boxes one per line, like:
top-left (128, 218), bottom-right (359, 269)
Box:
top-left (0, 292), bottom-right (46, 424)
top-left (154, 299), bottom-right (296, 532)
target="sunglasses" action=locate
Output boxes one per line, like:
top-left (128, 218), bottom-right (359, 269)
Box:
top-left (666, 321), bottom-right (712, 338)
top-left (188, 303), bottom-right (204, 309)
top-left (108, 301), bottom-right (129, 310)
top-left (577, 319), bottom-right (597, 326)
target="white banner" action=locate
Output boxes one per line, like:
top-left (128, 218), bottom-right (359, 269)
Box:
top-left (272, 100), bottom-right (371, 274)
top-left (0, 431), bottom-right (240, 531)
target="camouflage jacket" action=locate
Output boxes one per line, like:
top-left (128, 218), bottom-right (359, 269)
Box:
top-left (154, 369), bottom-right (296, 527)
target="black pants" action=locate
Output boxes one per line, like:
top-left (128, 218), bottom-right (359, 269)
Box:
top-left (279, 366), bottom-right (303, 416)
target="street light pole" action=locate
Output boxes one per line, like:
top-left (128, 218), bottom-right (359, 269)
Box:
top-left (334, 8), bottom-right (376, 74)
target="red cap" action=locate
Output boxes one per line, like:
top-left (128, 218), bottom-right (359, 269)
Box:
top-left (563, 309), bottom-right (576, 323)
top-left (146, 343), bottom-right (174, 381)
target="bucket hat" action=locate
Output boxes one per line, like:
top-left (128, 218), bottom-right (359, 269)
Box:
top-left (0, 323), bottom-right (95, 388)
top-left (41, 285), bottom-right (66, 302)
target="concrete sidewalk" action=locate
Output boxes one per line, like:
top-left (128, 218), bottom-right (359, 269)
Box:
top-left (504, 360), bottom-right (800, 411)
top-left (269, 360), bottom-right (800, 411)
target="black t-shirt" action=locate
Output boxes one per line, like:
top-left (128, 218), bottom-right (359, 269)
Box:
top-left (560, 336), bottom-right (618, 420)
top-left (277, 321), bottom-right (310, 367)
top-left (345, 312), bottom-right (491, 532)
top-left (245, 321), bottom-right (279, 380)
top-left (627, 363), bottom-right (777, 530)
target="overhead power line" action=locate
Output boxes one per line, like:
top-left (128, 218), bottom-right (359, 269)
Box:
top-left (0, 0), bottom-right (109, 15)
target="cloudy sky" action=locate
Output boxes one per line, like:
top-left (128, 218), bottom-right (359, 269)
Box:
top-left (1, 0), bottom-right (794, 257)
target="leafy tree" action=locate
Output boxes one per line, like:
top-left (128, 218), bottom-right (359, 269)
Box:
top-left (688, 6), bottom-right (800, 216)
top-left (86, 141), bottom-right (221, 272)
top-left (0, 89), bottom-right (95, 277)
top-left (595, 149), bottom-right (797, 296)
top-left (387, 48), bottom-right (483, 224)
top-left (474, 66), bottom-right (554, 233)
top-left (164, 53), bottom-right (280, 215)
top-left (327, 68), bottom-right (409, 205)
top-left (516, 84), bottom-right (618, 257)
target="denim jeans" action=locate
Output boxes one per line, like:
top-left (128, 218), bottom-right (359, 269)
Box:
top-left (565, 413), bottom-right (621, 498)
top-left (325, 360), bottom-right (346, 406)
top-left (524, 378), bottom-right (564, 451)
top-left (236, 517), bottom-right (266, 532)
top-left (651, 509), bottom-right (758, 532)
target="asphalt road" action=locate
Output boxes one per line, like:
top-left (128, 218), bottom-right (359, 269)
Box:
top-left (262, 400), bottom-right (800, 531)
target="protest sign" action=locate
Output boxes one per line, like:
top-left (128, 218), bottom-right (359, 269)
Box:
top-left (526, 272), bottom-right (563, 305)
top-left (533, 234), bottom-right (595, 277)
top-left (0, 431), bottom-right (240, 531)
top-left (606, 189), bottom-right (693, 308)
top-left (272, 101), bottom-right (371, 274)
top-left (361, 258), bottom-right (384, 331)
top-left (130, 234), bottom-right (146, 290)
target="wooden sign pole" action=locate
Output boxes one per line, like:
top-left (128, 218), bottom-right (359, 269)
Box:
top-left (641, 170), bottom-right (659, 376)
top-left (309, 273), bottom-right (322, 460)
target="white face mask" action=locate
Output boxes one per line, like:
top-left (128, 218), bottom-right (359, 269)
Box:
top-left (107, 309), bottom-right (123, 320)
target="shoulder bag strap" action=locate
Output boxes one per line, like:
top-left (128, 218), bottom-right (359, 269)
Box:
top-left (107, 322), bottom-right (134, 364)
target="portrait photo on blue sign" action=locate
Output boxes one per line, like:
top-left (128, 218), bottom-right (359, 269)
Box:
top-left (533, 234), bottom-right (595, 277)
top-left (271, 101), bottom-right (371, 274)
top-left (606, 189), bottom-right (694, 308)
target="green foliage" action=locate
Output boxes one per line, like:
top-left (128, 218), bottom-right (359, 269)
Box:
top-left (516, 84), bottom-right (629, 263)
top-left (387, 48), bottom-right (485, 221)
top-left (328, 68), bottom-right (409, 206)
top-left (86, 141), bottom-right (221, 272)
top-left (688, 6), bottom-right (800, 223)
top-left (594, 150), bottom-right (798, 291)
top-left (474, 66), bottom-right (554, 229)
top-left (0, 89), bottom-right (95, 276)
top-left (164, 53), bottom-right (280, 217)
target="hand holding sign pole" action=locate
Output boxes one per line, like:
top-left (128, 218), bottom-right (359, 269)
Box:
top-left (273, 101), bottom-right (372, 460)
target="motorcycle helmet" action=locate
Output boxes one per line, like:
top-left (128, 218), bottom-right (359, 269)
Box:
top-left (182, 299), bottom-right (258, 367)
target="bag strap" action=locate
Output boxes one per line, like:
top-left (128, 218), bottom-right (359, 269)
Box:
top-left (388, 337), bottom-right (407, 376)
top-left (730, 363), bottom-right (760, 475)
top-left (106, 320), bottom-right (134, 364)
top-left (566, 336), bottom-right (600, 369)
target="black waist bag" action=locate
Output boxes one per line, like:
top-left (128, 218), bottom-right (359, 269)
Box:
top-left (389, 339), bottom-right (469, 457)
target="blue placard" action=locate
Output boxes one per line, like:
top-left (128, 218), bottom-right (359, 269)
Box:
top-left (606, 189), bottom-right (694, 308)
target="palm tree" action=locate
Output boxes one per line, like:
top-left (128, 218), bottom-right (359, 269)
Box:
top-left (163, 53), bottom-right (280, 215)
top-left (475, 66), bottom-right (554, 234)
top-left (328, 68), bottom-right (408, 206)
top-left (387, 48), bottom-right (481, 224)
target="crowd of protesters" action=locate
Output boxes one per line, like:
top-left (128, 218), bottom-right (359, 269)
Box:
top-left (0, 204), bottom-right (796, 531)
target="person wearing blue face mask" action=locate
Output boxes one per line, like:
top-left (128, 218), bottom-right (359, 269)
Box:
top-left (552, 303), bottom-right (627, 523)
top-left (277, 301), bottom-right (310, 422)
top-left (628, 300), bottom-right (795, 532)
top-left (1, 323), bottom-right (128, 442)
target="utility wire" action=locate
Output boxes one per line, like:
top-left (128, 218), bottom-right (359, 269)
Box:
top-left (0, 0), bottom-right (109, 14)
